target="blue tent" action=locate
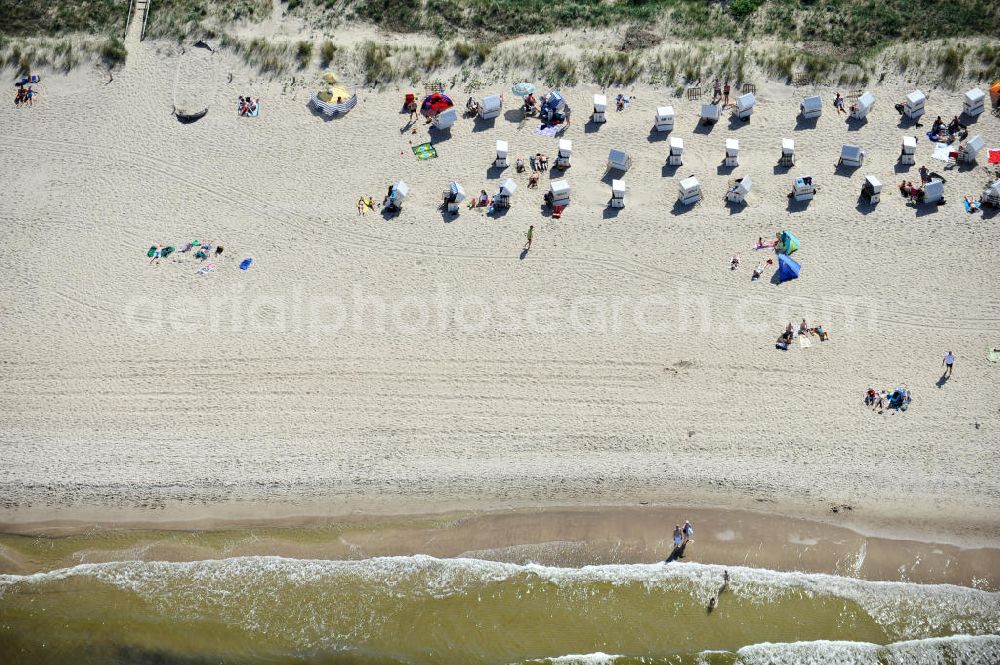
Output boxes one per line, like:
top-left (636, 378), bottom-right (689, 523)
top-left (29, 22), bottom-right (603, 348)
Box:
top-left (777, 254), bottom-right (800, 282)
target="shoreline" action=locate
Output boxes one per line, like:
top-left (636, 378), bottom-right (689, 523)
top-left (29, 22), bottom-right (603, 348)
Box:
top-left (2, 504), bottom-right (998, 589)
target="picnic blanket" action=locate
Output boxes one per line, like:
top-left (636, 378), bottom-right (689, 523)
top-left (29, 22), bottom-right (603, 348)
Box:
top-left (799, 335), bottom-right (812, 349)
top-left (535, 125), bottom-right (559, 138)
top-left (412, 143), bottom-right (437, 160)
top-left (988, 150), bottom-right (1000, 165)
top-left (931, 143), bottom-right (952, 162)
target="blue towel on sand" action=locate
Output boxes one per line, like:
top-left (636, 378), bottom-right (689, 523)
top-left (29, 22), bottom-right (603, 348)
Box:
top-left (239, 258), bottom-right (253, 270)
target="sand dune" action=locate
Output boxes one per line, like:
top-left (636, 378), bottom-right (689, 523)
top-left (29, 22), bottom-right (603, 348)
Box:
top-left (0, 41), bottom-right (998, 544)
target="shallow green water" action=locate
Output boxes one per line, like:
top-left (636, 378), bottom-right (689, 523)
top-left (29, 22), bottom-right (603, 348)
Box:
top-left (1, 556), bottom-right (998, 664)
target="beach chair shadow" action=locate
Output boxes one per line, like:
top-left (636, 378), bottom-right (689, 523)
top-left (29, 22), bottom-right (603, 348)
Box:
top-left (428, 126), bottom-right (452, 143)
top-left (646, 128), bottom-right (668, 143)
top-left (473, 116), bottom-right (497, 132)
top-left (893, 162), bottom-right (913, 174)
top-left (717, 162), bottom-right (737, 176)
top-left (602, 206), bottom-right (622, 219)
top-left (834, 162), bottom-right (861, 177)
top-left (794, 115), bottom-right (819, 131)
top-left (854, 198), bottom-right (877, 215)
top-left (584, 120), bottom-right (603, 134)
top-left (670, 200), bottom-right (696, 216)
top-left (845, 116), bottom-right (866, 132)
top-left (959, 111), bottom-right (979, 126)
top-left (772, 163), bottom-right (792, 175)
top-left (693, 120), bottom-right (716, 135)
top-left (662, 163), bottom-right (681, 178)
top-left (980, 206), bottom-right (998, 220)
top-left (786, 197), bottom-right (811, 213)
top-left (601, 169), bottom-right (625, 185)
top-left (727, 199), bottom-right (747, 215)
top-left (914, 201), bottom-right (942, 218)
top-left (486, 164), bottom-right (507, 180)
top-left (503, 109), bottom-right (523, 124)
top-left (897, 115), bottom-right (922, 130)
top-left (727, 115), bottom-right (749, 131)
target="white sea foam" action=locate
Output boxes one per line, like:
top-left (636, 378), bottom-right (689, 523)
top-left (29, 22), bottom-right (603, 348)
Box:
top-left (3, 555), bottom-right (999, 639)
top-left (523, 652), bottom-right (622, 664)
top-left (735, 634), bottom-right (1000, 665)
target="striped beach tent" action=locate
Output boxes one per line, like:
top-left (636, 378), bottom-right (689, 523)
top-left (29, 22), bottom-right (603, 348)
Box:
top-left (308, 92), bottom-right (358, 117)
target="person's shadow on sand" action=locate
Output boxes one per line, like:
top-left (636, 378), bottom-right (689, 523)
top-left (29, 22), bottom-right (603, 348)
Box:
top-left (519, 248), bottom-right (529, 261)
top-left (664, 542), bottom-right (688, 563)
top-left (936, 373), bottom-right (951, 389)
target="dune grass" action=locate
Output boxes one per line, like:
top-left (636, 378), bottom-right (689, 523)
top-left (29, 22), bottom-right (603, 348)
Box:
top-left (0, 0), bottom-right (126, 37)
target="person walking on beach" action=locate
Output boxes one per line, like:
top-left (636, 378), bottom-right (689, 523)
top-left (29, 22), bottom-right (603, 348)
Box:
top-left (672, 524), bottom-right (683, 550)
top-left (722, 81), bottom-right (731, 107)
top-left (682, 520), bottom-right (694, 544)
top-left (943, 351), bottom-right (955, 377)
top-left (524, 225), bottom-right (534, 250)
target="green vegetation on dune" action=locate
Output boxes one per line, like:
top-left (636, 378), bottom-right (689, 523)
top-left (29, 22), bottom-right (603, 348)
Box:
top-left (143, 0), bottom-right (271, 40)
top-left (0, 0), bottom-right (126, 37)
top-left (342, 0), bottom-right (999, 52)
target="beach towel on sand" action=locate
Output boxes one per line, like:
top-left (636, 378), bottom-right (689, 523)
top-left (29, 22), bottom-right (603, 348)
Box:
top-left (989, 347), bottom-right (1000, 363)
top-left (931, 143), bottom-right (951, 162)
top-left (989, 150), bottom-right (1000, 165)
top-left (412, 143), bottom-right (437, 160)
top-left (799, 335), bottom-right (812, 348)
top-left (239, 258), bottom-right (253, 270)
top-left (535, 125), bottom-right (559, 138)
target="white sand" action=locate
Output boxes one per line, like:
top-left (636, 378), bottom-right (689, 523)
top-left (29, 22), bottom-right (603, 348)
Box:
top-left (1, 40), bottom-right (998, 543)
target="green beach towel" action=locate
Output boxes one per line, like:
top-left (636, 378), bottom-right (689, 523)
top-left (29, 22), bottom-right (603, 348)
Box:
top-left (412, 143), bottom-right (437, 160)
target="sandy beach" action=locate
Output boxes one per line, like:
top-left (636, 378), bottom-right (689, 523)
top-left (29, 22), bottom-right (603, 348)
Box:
top-left (1, 33), bottom-right (999, 555)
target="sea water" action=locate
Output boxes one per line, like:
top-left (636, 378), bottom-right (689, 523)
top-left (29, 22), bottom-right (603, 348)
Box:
top-left (1, 556), bottom-right (998, 664)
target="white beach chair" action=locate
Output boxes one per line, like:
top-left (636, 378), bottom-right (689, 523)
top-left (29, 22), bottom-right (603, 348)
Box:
top-left (923, 179), bottom-right (943, 205)
top-left (725, 139), bottom-right (739, 167)
top-left (735, 92), bottom-right (756, 121)
top-left (862, 175), bottom-right (882, 205)
top-left (655, 105), bottom-right (674, 132)
top-left (900, 136), bottom-right (917, 165)
top-left (959, 135), bottom-right (984, 163)
top-left (800, 96), bottom-right (822, 119)
top-left (495, 140), bottom-right (509, 168)
top-left (964, 88), bottom-right (985, 117)
top-left (700, 103), bottom-right (720, 125)
top-left (792, 176), bottom-right (815, 202)
top-left (983, 180), bottom-right (1000, 207)
top-left (668, 137), bottom-right (684, 166)
top-left (610, 179), bottom-right (625, 208)
top-left (432, 108), bottom-right (457, 130)
top-left (556, 139), bottom-right (572, 169)
top-left (850, 92), bottom-right (874, 120)
top-left (387, 180), bottom-right (410, 211)
top-left (726, 175), bottom-right (751, 204)
top-left (780, 138), bottom-right (795, 167)
top-left (550, 179), bottom-right (570, 205)
top-left (593, 94), bottom-right (607, 123)
top-left (608, 148), bottom-right (631, 172)
top-left (904, 90), bottom-right (925, 120)
top-left (678, 176), bottom-right (701, 205)
top-left (838, 144), bottom-right (865, 167)
top-left (480, 95), bottom-right (502, 120)
top-left (445, 181), bottom-right (466, 212)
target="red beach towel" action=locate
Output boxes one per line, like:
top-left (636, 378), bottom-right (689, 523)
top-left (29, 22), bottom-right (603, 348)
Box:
top-left (988, 149), bottom-right (1000, 164)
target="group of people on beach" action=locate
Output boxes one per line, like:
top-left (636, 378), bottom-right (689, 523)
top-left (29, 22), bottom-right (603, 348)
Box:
top-left (237, 96), bottom-right (259, 116)
top-left (14, 86), bottom-right (36, 107)
top-left (711, 79), bottom-right (732, 107)
top-left (776, 319), bottom-right (828, 349)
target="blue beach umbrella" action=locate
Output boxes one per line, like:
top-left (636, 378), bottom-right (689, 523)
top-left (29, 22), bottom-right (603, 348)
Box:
top-left (511, 82), bottom-right (535, 97)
